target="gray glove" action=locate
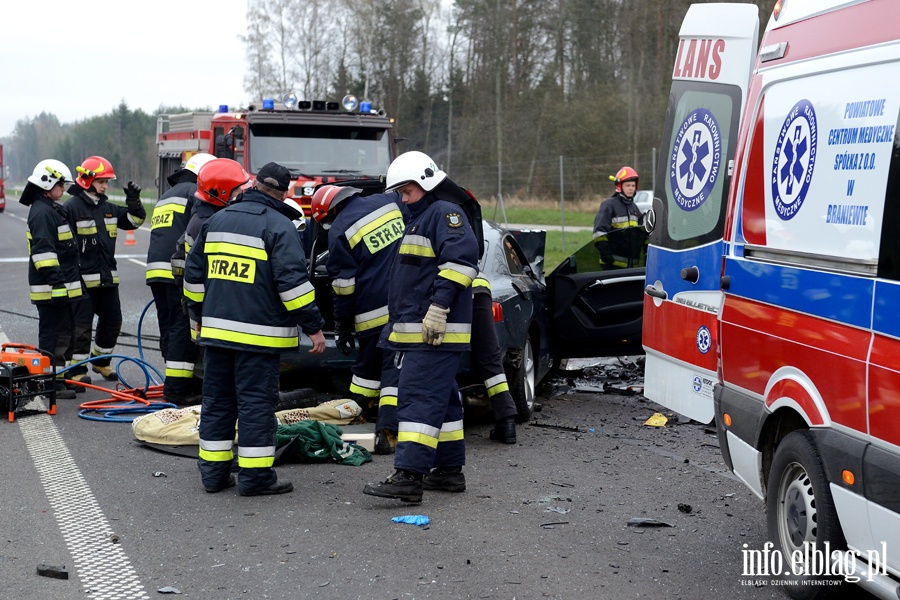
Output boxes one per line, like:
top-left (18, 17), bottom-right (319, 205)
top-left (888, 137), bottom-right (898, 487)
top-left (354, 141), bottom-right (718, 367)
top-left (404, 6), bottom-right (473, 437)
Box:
top-left (422, 304), bottom-right (450, 346)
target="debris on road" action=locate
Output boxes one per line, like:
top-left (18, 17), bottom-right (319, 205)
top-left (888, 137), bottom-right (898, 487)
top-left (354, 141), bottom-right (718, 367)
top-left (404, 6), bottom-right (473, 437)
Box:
top-left (678, 503), bottom-right (693, 514)
top-left (157, 586), bottom-right (182, 594)
top-left (643, 413), bottom-right (668, 427)
top-left (36, 563), bottom-right (68, 579)
top-left (626, 518), bottom-right (674, 528)
top-left (392, 515), bottom-right (430, 527)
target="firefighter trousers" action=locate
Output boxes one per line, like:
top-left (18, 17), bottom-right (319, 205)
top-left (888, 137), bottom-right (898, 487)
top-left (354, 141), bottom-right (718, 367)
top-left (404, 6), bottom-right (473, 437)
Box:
top-left (349, 333), bottom-right (383, 415)
top-left (198, 346), bottom-right (280, 493)
top-left (375, 349), bottom-right (400, 433)
top-left (150, 283), bottom-right (197, 397)
top-left (36, 299), bottom-right (75, 372)
top-left (471, 290), bottom-right (517, 421)
top-left (71, 286), bottom-right (122, 373)
top-left (394, 350), bottom-right (465, 475)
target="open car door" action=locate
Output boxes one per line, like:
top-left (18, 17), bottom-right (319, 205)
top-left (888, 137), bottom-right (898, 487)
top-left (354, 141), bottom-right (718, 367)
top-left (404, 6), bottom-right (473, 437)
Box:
top-left (642, 4), bottom-right (758, 423)
top-left (547, 228), bottom-right (648, 360)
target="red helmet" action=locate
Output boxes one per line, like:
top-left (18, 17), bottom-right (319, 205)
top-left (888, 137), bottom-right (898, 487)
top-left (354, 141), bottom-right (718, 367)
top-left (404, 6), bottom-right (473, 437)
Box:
top-left (310, 184), bottom-right (361, 223)
top-left (75, 156), bottom-right (116, 189)
top-left (194, 159), bottom-right (250, 207)
top-left (611, 166), bottom-right (639, 193)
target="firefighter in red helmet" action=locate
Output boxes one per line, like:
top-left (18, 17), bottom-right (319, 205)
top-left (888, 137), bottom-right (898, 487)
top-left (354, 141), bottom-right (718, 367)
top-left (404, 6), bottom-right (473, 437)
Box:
top-left (64, 156), bottom-right (146, 384)
top-left (592, 166), bottom-right (646, 269)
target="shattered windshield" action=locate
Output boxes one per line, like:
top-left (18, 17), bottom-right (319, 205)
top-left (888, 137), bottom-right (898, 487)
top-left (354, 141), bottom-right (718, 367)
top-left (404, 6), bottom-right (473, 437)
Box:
top-left (247, 122), bottom-right (392, 177)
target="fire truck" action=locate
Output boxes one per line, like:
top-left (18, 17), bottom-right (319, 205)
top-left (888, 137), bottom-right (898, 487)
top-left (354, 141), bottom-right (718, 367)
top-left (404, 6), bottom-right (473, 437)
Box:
top-left (156, 95), bottom-right (395, 214)
top-left (0, 144), bottom-right (6, 213)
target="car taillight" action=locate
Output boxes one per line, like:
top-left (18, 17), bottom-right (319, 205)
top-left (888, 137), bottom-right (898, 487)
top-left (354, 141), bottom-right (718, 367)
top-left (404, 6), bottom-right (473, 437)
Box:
top-left (492, 301), bottom-right (503, 322)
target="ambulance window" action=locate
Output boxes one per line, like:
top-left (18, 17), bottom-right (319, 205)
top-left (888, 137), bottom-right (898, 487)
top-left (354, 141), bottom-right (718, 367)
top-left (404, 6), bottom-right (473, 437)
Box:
top-left (876, 120), bottom-right (900, 280)
top-left (653, 81), bottom-right (741, 250)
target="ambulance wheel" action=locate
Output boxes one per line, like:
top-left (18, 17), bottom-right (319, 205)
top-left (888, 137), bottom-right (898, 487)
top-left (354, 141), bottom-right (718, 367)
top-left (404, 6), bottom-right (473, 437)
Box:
top-left (507, 336), bottom-right (535, 423)
top-left (765, 430), bottom-right (847, 599)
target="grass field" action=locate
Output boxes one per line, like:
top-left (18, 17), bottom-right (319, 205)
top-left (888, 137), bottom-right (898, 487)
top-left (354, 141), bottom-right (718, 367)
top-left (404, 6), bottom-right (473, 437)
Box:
top-left (480, 198), bottom-right (599, 272)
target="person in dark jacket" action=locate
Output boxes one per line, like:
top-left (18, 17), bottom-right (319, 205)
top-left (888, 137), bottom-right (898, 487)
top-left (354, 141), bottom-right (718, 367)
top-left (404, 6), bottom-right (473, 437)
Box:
top-left (145, 153), bottom-right (214, 405)
top-left (184, 161), bottom-right (325, 496)
top-left (363, 151), bottom-right (480, 503)
top-left (310, 184), bottom-right (408, 448)
top-left (592, 166), bottom-right (644, 269)
top-left (65, 156), bottom-right (146, 382)
top-left (20, 160), bottom-right (82, 400)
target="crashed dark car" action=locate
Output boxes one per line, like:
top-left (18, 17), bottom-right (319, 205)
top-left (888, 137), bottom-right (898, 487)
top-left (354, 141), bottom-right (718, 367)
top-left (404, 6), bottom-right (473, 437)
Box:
top-left (282, 184), bottom-right (646, 421)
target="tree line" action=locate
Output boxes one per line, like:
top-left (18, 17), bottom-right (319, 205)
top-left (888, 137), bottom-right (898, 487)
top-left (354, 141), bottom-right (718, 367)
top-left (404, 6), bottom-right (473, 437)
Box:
top-left (1, 0), bottom-right (771, 203)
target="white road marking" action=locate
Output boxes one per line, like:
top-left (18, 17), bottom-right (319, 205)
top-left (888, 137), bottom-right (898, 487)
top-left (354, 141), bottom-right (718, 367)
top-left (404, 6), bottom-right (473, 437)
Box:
top-left (17, 406), bottom-right (148, 599)
top-left (129, 258), bottom-right (147, 267)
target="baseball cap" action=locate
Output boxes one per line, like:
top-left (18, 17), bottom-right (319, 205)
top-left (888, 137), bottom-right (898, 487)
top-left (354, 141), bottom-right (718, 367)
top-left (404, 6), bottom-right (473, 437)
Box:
top-left (256, 162), bottom-right (291, 192)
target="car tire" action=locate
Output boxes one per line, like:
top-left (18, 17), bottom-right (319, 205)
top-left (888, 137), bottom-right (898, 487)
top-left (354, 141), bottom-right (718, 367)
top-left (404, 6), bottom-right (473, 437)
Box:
top-left (506, 336), bottom-right (536, 423)
top-left (765, 430), bottom-right (847, 599)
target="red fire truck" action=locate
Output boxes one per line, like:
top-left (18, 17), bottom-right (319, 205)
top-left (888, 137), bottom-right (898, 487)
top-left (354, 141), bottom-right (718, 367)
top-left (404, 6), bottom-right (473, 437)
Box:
top-left (156, 95), bottom-right (395, 214)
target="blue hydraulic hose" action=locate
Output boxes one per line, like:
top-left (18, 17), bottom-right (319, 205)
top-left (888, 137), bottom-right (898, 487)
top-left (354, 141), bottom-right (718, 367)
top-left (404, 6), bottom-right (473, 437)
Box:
top-left (136, 298), bottom-right (156, 363)
top-left (59, 354), bottom-right (163, 391)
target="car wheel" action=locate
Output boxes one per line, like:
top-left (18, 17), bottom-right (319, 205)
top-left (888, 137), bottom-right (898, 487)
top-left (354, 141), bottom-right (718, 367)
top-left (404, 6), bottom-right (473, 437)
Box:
top-left (507, 336), bottom-right (535, 423)
top-left (765, 430), bottom-right (847, 599)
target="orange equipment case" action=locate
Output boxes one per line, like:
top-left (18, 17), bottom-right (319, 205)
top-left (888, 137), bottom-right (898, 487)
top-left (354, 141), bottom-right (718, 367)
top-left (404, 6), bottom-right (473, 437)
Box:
top-left (1, 343), bottom-right (56, 422)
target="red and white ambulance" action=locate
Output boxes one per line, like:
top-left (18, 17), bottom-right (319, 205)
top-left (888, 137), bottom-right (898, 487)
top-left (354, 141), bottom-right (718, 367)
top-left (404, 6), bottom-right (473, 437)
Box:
top-left (643, 1), bottom-right (900, 597)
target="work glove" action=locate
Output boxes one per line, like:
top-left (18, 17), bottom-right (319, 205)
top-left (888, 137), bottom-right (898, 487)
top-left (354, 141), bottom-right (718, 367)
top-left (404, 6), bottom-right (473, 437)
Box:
top-left (334, 319), bottom-right (355, 356)
top-left (422, 303), bottom-right (450, 346)
top-left (124, 180), bottom-right (142, 207)
top-left (601, 254), bottom-right (614, 265)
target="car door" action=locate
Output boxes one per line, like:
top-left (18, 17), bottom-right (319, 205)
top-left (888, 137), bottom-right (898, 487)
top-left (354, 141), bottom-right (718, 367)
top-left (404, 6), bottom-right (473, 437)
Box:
top-left (642, 4), bottom-right (758, 423)
top-left (546, 233), bottom-right (647, 360)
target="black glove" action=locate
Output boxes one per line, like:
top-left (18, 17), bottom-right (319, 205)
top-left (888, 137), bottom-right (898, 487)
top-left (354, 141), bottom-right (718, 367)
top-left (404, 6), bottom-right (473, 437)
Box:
top-left (334, 319), bottom-right (355, 356)
top-left (601, 254), bottom-right (614, 265)
top-left (124, 180), bottom-right (142, 205)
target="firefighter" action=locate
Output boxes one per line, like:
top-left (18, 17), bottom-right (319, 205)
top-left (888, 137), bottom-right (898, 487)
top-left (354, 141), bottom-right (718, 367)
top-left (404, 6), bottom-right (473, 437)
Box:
top-left (20, 160), bottom-right (82, 400)
top-left (146, 153), bottom-right (215, 405)
top-left (65, 156), bottom-right (146, 383)
top-left (363, 151), bottom-right (479, 503)
top-left (471, 273), bottom-right (518, 443)
top-left (310, 184), bottom-right (408, 449)
top-left (184, 161), bottom-right (326, 496)
top-left (592, 166), bottom-right (645, 269)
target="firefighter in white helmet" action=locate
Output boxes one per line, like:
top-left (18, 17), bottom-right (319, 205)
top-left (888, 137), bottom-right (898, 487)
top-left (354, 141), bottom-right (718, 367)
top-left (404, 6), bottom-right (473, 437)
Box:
top-left (146, 153), bottom-right (215, 405)
top-left (20, 160), bottom-right (82, 399)
top-left (363, 151), bottom-right (479, 503)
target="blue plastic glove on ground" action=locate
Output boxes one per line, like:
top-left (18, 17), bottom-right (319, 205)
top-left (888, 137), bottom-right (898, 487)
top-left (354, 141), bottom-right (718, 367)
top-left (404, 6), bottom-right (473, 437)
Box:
top-left (392, 515), bottom-right (430, 527)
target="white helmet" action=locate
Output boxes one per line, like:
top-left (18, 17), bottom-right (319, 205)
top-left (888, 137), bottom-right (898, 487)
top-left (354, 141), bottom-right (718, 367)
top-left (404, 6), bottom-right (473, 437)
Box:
top-left (184, 153), bottom-right (216, 176)
top-left (27, 160), bottom-right (74, 190)
top-left (385, 151), bottom-right (446, 193)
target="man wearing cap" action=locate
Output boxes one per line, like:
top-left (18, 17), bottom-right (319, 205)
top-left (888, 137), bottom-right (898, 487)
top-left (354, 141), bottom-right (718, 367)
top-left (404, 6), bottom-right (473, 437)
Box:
top-left (183, 161), bottom-right (326, 496)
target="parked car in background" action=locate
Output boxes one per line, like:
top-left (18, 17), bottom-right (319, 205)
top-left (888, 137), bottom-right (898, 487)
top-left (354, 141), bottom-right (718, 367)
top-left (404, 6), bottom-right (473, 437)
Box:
top-left (283, 182), bottom-right (646, 421)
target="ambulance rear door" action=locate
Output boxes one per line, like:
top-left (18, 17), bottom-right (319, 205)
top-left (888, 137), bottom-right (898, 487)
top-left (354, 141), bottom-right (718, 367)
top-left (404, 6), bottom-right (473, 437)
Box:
top-left (642, 3), bottom-right (758, 423)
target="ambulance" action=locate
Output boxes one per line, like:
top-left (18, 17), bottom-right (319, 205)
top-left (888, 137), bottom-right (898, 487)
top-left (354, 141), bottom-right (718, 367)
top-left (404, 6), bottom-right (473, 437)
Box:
top-left (642, 1), bottom-right (900, 597)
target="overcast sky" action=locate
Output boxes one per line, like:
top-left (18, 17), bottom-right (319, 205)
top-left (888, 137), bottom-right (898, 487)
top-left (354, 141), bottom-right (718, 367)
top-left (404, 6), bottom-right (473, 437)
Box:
top-left (0, 0), bottom-right (249, 138)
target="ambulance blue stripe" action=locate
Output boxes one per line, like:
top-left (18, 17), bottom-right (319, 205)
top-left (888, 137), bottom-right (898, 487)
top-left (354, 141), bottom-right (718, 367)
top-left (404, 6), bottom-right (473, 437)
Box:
top-left (645, 242), bottom-right (725, 295)
top-left (725, 257), bottom-right (873, 330)
top-left (874, 280), bottom-right (900, 339)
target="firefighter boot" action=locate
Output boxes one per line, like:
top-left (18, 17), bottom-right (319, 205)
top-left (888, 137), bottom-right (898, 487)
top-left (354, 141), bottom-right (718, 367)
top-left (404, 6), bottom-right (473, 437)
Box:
top-left (54, 381), bottom-right (76, 400)
top-left (363, 469), bottom-right (424, 503)
top-left (239, 480), bottom-right (294, 497)
top-left (92, 364), bottom-right (118, 381)
top-left (489, 416), bottom-right (517, 444)
top-left (374, 430), bottom-right (397, 455)
top-left (68, 373), bottom-right (92, 394)
top-left (205, 474), bottom-right (236, 494)
top-left (423, 467), bottom-right (466, 493)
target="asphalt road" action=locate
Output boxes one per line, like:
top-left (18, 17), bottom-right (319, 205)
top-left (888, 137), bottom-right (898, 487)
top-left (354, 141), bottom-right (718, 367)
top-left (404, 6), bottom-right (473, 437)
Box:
top-left (0, 200), bottom-right (789, 599)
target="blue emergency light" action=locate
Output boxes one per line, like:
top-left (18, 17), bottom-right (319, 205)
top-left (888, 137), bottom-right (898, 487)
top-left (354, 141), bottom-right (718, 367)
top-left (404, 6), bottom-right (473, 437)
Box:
top-left (262, 98), bottom-right (275, 110)
top-left (218, 105), bottom-right (229, 113)
top-left (360, 101), bottom-right (372, 113)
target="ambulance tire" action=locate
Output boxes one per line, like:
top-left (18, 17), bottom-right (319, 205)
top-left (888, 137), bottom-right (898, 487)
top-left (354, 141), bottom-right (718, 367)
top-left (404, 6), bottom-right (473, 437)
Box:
top-left (765, 430), bottom-right (847, 599)
top-left (506, 336), bottom-right (535, 423)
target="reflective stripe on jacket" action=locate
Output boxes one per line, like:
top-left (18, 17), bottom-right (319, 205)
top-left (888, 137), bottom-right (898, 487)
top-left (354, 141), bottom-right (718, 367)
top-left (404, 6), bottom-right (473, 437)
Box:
top-left (379, 192), bottom-right (479, 352)
top-left (25, 196), bottom-right (83, 303)
top-left (327, 192), bottom-right (407, 336)
top-left (183, 189), bottom-right (324, 353)
top-left (146, 181), bottom-right (195, 284)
